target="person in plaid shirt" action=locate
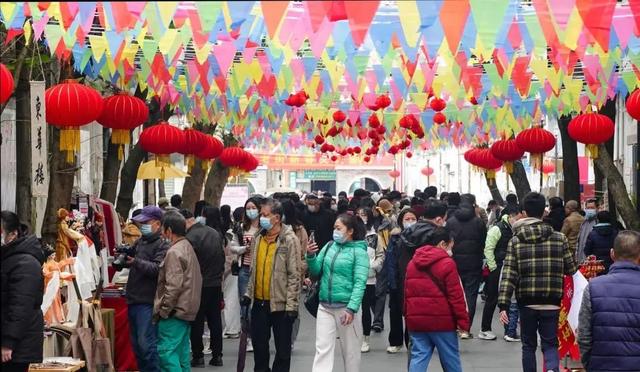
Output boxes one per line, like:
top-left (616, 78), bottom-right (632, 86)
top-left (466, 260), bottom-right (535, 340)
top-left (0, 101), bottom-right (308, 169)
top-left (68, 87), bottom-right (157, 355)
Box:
top-left (497, 192), bottom-right (578, 372)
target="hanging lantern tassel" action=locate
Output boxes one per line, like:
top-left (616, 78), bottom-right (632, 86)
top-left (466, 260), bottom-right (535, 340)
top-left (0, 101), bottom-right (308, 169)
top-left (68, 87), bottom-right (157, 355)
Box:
top-left (485, 169), bottom-right (497, 184)
top-left (586, 144), bottom-right (599, 159)
top-left (154, 155), bottom-right (171, 167)
top-left (111, 129), bottom-right (131, 160)
top-left (60, 127), bottom-right (80, 163)
top-left (201, 159), bottom-right (210, 173)
top-left (531, 153), bottom-right (543, 172)
top-left (184, 155), bottom-right (195, 174)
top-left (503, 161), bottom-right (514, 174)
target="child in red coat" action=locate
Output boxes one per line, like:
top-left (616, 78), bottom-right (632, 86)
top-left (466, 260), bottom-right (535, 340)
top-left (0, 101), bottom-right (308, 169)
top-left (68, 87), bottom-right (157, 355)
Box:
top-left (404, 226), bottom-right (469, 372)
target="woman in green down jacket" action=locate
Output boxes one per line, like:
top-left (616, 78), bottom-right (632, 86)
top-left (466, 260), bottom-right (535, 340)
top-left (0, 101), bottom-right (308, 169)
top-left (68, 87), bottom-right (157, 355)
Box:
top-left (306, 213), bottom-right (370, 372)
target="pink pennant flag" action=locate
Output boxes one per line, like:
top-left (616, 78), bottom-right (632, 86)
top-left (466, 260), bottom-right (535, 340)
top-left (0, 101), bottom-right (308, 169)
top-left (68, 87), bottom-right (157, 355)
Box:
top-left (214, 41), bottom-right (237, 76)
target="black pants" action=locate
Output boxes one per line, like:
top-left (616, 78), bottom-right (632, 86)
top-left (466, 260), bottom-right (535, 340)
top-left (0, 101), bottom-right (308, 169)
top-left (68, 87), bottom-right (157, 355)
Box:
top-left (388, 289), bottom-right (406, 347)
top-left (1, 362), bottom-right (29, 372)
top-left (481, 264), bottom-right (502, 332)
top-left (251, 302), bottom-right (293, 372)
top-left (361, 284), bottom-right (377, 336)
top-left (460, 273), bottom-right (482, 329)
top-left (191, 286), bottom-right (223, 359)
top-left (372, 273), bottom-right (388, 328)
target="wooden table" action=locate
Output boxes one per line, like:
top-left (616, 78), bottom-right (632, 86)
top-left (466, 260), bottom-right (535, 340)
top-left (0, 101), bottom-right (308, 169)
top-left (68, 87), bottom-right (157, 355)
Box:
top-left (29, 360), bottom-right (85, 371)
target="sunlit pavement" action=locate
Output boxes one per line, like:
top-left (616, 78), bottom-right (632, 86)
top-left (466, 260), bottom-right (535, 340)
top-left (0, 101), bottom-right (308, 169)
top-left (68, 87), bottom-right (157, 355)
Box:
top-left (206, 297), bottom-right (543, 372)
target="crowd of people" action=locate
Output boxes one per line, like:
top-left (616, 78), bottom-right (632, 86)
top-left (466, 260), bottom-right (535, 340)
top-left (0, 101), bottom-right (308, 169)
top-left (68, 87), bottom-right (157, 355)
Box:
top-left (1, 187), bottom-right (639, 372)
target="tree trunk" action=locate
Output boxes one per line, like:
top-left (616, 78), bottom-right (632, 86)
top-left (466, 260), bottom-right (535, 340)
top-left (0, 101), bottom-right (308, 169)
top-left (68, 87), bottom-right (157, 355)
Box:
top-left (115, 142), bottom-right (146, 218)
top-left (598, 99), bottom-right (617, 216)
top-left (557, 114), bottom-right (580, 202)
top-left (204, 160), bottom-right (230, 207)
top-left (508, 160), bottom-right (531, 202)
top-left (593, 143), bottom-right (640, 230)
top-left (182, 158), bottom-right (206, 212)
top-left (99, 128), bottom-right (120, 204)
top-left (484, 174), bottom-right (504, 205)
top-left (15, 50), bottom-right (32, 225)
top-left (41, 127), bottom-right (77, 244)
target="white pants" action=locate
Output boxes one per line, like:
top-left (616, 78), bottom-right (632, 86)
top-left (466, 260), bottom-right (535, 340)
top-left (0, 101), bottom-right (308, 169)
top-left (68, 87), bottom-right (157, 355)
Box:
top-left (222, 275), bottom-right (241, 335)
top-left (312, 304), bottom-right (362, 372)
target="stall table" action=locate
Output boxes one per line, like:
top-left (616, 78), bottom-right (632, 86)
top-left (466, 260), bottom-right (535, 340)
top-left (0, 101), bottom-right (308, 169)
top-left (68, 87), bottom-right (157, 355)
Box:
top-left (101, 292), bottom-right (138, 371)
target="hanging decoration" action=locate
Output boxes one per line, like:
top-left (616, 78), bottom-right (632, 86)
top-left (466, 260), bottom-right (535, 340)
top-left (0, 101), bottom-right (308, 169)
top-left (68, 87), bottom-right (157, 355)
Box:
top-left (388, 170), bottom-right (400, 178)
top-left (568, 113), bottom-right (615, 159)
top-left (625, 89), bottom-right (640, 121)
top-left (179, 129), bottom-right (208, 172)
top-left (332, 110), bottom-right (346, 123)
top-left (490, 139), bottom-right (525, 173)
top-left (515, 126), bottom-right (556, 170)
top-left (0, 63), bottom-right (14, 104)
top-left (97, 92), bottom-right (149, 159)
top-left (542, 160), bottom-right (556, 174)
top-left (421, 166), bottom-right (434, 176)
top-left (45, 80), bottom-right (103, 163)
top-left (138, 122), bottom-right (186, 163)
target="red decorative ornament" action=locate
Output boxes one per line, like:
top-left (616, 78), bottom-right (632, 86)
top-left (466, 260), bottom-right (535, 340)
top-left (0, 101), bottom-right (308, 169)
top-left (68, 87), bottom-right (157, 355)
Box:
top-left (388, 170), bottom-right (401, 178)
top-left (333, 110), bottom-right (346, 123)
top-left (375, 94), bottom-right (391, 109)
top-left (433, 112), bottom-right (446, 125)
top-left (364, 156), bottom-right (371, 162)
top-left (388, 145), bottom-right (400, 155)
top-left (376, 125), bottom-right (386, 135)
top-left (542, 160), bottom-right (555, 174)
top-left (219, 147), bottom-right (247, 168)
top-left (515, 126), bottom-right (556, 169)
top-left (430, 97), bottom-right (446, 112)
top-left (0, 63), bottom-right (14, 104)
top-left (368, 114), bottom-right (381, 128)
top-left (194, 134), bottom-right (224, 159)
top-left (314, 134), bottom-right (325, 145)
top-left (330, 155), bottom-right (338, 162)
top-left (138, 122), bottom-right (186, 157)
top-left (467, 148), bottom-right (503, 181)
top-left (353, 146), bottom-right (362, 154)
top-left (568, 113), bottom-right (615, 159)
top-left (626, 89), bottom-right (640, 121)
top-left (490, 139), bottom-right (525, 173)
top-left (45, 80), bottom-right (104, 162)
top-left (240, 153), bottom-right (260, 172)
top-left (421, 166), bottom-right (434, 176)
top-left (406, 151), bottom-right (413, 158)
top-left (97, 92), bottom-right (149, 159)
top-left (469, 96), bottom-right (478, 105)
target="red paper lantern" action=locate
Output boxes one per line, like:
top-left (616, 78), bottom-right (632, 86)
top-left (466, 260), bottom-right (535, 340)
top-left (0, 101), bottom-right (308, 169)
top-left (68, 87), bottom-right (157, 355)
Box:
top-left (138, 122), bottom-right (186, 157)
top-left (353, 146), bottom-right (362, 154)
top-left (568, 113), bottom-right (615, 158)
top-left (626, 89), bottom-right (640, 121)
top-left (97, 93), bottom-right (149, 158)
top-left (464, 148), bottom-right (480, 166)
top-left (194, 134), bottom-right (224, 159)
top-left (364, 156), bottom-right (371, 162)
top-left (0, 63), bottom-right (14, 104)
top-left (45, 80), bottom-right (104, 162)
top-left (330, 155), bottom-right (338, 162)
top-left (430, 97), bottom-right (446, 112)
top-left (490, 139), bottom-right (525, 173)
top-left (406, 151), bottom-right (413, 158)
top-left (375, 95), bottom-right (391, 109)
top-left (314, 134), bottom-right (325, 144)
top-left (388, 170), bottom-right (400, 178)
top-left (219, 147), bottom-right (247, 167)
top-left (421, 166), bottom-right (434, 176)
top-left (515, 126), bottom-right (555, 168)
top-left (469, 97), bottom-right (478, 105)
top-left (542, 160), bottom-right (555, 174)
top-left (333, 110), bottom-right (346, 123)
top-left (388, 145), bottom-right (400, 155)
top-left (376, 125), bottom-right (386, 135)
top-left (433, 112), bottom-right (446, 125)
top-left (368, 114), bottom-right (381, 128)
top-left (475, 149), bottom-right (503, 170)
top-left (240, 153), bottom-right (260, 172)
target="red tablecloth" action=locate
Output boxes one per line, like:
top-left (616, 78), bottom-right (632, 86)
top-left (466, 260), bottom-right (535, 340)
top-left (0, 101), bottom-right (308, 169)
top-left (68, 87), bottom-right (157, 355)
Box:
top-left (101, 295), bottom-right (138, 372)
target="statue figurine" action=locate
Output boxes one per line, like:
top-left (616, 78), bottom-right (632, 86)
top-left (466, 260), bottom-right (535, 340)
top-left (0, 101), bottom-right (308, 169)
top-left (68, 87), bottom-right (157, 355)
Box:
top-left (54, 208), bottom-right (84, 264)
top-left (42, 257), bottom-right (75, 325)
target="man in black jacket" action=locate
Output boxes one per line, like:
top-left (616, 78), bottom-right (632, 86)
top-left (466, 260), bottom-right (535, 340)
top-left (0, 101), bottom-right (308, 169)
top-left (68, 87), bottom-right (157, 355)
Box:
top-left (302, 195), bottom-right (336, 250)
top-left (180, 210), bottom-right (225, 367)
top-left (447, 202), bottom-right (487, 338)
top-left (1, 211), bottom-right (45, 371)
top-left (126, 206), bottom-right (169, 372)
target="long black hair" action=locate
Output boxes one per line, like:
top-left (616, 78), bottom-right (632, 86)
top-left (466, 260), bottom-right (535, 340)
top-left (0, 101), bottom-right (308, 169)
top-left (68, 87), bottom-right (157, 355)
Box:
top-left (203, 206), bottom-right (224, 236)
top-left (243, 197), bottom-right (264, 231)
top-left (1, 211), bottom-right (27, 238)
top-left (337, 213), bottom-right (366, 241)
top-left (397, 208), bottom-right (418, 230)
top-left (356, 207), bottom-right (375, 231)
top-left (220, 204), bottom-right (232, 233)
top-left (281, 199), bottom-right (303, 227)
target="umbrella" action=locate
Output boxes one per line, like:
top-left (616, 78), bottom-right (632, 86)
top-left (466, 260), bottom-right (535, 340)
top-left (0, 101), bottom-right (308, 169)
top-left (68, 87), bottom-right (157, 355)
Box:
top-left (136, 160), bottom-right (189, 180)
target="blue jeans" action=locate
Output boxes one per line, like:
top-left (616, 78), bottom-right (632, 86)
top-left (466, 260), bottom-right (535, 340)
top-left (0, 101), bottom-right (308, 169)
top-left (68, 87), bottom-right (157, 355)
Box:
top-left (238, 266), bottom-right (251, 300)
top-left (128, 304), bottom-right (160, 372)
top-left (519, 306), bottom-right (560, 372)
top-left (504, 302), bottom-right (520, 337)
top-left (409, 331), bottom-right (462, 372)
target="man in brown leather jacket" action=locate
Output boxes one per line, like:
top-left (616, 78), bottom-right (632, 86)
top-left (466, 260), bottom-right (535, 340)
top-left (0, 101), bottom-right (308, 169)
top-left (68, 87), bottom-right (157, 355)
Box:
top-left (153, 212), bottom-right (202, 371)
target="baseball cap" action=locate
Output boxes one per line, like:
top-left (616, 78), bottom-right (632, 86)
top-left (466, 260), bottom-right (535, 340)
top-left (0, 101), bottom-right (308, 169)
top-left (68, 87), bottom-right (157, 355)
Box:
top-left (132, 205), bottom-right (164, 223)
top-left (158, 197), bottom-right (169, 207)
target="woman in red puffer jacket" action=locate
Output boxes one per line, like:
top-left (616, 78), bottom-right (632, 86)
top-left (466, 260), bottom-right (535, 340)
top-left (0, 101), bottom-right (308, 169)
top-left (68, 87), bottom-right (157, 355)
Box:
top-left (404, 226), bottom-right (469, 372)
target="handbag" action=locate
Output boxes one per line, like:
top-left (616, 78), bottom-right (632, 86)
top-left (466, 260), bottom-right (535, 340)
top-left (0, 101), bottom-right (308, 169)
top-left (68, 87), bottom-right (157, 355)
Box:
top-left (304, 280), bottom-right (321, 318)
top-left (231, 259), bottom-right (240, 276)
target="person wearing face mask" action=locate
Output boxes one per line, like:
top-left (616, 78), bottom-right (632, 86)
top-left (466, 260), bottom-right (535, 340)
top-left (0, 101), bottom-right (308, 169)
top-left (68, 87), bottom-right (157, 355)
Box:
top-left (179, 209), bottom-right (225, 367)
top-left (241, 199), bottom-right (301, 372)
top-left (306, 213), bottom-right (369, 372)
top-left (404, 226), bottom-right (469, 372)
top-left (479, 205), bottom-right (524, 342)
top-left (381, 208), bottom-right (418, 353)
top-left (126, 205), bottom-right (169, 372)
top-left (576, 198), bottom-right (599, 264)
top-left (1, 211), bottom-right (45, 372)
top-left (302, 195), bottom-right (336, 252)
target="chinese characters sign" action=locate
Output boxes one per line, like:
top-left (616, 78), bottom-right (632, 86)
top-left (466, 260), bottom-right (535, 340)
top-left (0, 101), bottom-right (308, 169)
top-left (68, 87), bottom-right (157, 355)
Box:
top-left (30, 81), bottom-right (48, 196)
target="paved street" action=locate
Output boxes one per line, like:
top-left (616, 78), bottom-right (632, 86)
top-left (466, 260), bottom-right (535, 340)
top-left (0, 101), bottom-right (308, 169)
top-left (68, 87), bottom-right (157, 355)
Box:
top-left (206, 297), bottom-right (528, 372)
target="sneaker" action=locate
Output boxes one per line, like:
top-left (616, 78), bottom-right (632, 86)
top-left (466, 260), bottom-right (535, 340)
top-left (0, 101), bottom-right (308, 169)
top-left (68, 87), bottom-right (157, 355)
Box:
top-left (191, 357), bottom-right (205, 368)
top-left (372, 325), bottom-right (383, 333)
top-left (209, 356), bottom-right (223, 367)
top-left (459, 331), bottom-right (473, 340)
top-left (504, 334), bottom-right (521, 342)
top-left (223, 333), bottom-right (240, 339)
top-left (478, 331), bottom-right (497, 340)
top-left (203, 348), bottom-right (212, 355)
top-left (361, 336), bottom-right (370, 353)
top-left (247, 341), bottom-right (254, 352)
top-left (386, 346), bottom-right (402, 354)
